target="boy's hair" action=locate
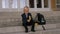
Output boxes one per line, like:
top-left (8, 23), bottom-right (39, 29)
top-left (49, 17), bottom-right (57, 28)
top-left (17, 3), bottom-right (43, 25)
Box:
top-left (24, 6), bottom-right (29, 8)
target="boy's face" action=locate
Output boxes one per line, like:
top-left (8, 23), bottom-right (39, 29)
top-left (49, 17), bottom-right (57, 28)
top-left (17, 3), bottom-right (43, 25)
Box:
top-left (24, 7), bottom-right (29, 14)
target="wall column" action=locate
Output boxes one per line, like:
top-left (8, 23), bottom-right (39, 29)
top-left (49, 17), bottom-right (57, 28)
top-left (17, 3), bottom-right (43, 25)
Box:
top-left (9, 0), bottom-right (13, 8)
top-left (17, 0), bottom-right (20, 8)
top-left (51, 0), bottom-right (56, 11)
top-left (0, 0), bottom-right (2, 8)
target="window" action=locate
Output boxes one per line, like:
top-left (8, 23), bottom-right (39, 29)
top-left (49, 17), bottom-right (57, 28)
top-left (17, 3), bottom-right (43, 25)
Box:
top-left (44, 0), bottom-right (48, 8)
top-left (2, 0), bottom-right (9, 8)
top-left (57, 0), bottom-right (60, 4)
top-left (2, 0), bottom-right (18, 8)
top-left (29, 0), bottom-right (34, 8)
top-left (29, 0), bottom-right (49, 8)
top-left (20, 0), bottom-right (26, 8)
top-left (12, 0), bottom-right (17, 8)
top-left (37, 0), bottom-right (42, 8)
top-left (56, 0), bottom-right (60, 8)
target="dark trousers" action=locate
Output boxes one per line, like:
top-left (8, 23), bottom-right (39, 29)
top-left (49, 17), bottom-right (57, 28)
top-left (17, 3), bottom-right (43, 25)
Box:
top-left (23, 21), bottom-right (35, 31)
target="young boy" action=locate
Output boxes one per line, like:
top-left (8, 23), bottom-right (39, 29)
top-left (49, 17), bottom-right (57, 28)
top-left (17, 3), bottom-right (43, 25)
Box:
top-left (21, 6), bottom-right (35, 33)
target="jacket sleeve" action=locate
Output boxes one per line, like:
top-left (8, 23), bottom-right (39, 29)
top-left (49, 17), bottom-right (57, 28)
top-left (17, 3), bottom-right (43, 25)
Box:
top-left (29, 13), bottom-right (33, 21)
top-left (21, 14), bottom-right (27, 23)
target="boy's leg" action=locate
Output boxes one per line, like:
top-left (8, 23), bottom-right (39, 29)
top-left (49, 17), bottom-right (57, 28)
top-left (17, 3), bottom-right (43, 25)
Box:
top-left (31, 21), bottom-right (35, 32)
top-left (23, 23), bottom-right (28, 33)
top-left (42, 25), bottom-right (46, 30)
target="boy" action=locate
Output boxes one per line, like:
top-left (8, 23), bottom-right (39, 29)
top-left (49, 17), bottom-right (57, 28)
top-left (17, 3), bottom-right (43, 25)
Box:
top-left (21, 6), bottom-right (35, 33)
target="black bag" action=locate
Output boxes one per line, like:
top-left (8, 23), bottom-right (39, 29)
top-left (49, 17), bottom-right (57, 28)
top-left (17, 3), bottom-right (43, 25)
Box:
top-left (37, 13), bottom-right (46, 25)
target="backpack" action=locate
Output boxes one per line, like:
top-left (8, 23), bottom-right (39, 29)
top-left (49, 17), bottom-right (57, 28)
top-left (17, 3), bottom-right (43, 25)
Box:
top-left (36, 13), bottom-right (46, 25)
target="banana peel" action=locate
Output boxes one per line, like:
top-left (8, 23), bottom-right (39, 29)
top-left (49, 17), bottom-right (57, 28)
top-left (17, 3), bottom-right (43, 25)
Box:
top-left (35, 23), bottom-right (38, 26)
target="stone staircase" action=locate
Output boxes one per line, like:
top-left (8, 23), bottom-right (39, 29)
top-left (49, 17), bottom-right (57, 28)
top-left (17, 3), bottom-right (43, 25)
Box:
top-left (0, 11), bottom-right (60, 34)
top-left (0, 11), bottom-right (60, 27)
top-left (0, 23), bottom-right (60, 34)
top-left (1, 29), bottom-right (60, 34)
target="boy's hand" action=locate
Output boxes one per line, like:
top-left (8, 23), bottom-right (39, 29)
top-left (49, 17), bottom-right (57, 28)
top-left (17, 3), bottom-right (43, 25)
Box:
top-left (29, 16), bottom-right (31, 20)
top-left (27, 20), bottom-right (30, 22)
top-left (27, 16), bottom-right (31, 22)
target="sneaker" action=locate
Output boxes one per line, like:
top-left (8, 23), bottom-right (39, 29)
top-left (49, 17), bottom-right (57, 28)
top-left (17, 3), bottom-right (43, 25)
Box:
top-left (31, 30), bottom-right (35, 32)
top-left (25, 31), bottom-right (28, 33)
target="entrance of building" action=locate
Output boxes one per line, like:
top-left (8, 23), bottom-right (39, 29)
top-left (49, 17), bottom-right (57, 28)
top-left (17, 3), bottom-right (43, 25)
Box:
top-left (20, 0), bottom-right (51, 11)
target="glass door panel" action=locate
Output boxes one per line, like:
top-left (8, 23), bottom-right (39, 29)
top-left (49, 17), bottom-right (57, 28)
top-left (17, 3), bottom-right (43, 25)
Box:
top-left (44, 0), bottom-right (48, 8)
top-left (37, 0), bottom-right (42, 8)
top-left (29, 0), bottom-right (34, 8)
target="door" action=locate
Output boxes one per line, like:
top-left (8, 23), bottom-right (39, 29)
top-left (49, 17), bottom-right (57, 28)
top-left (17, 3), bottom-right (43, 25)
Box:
top-left (27, 0), bottom-right (51, 11)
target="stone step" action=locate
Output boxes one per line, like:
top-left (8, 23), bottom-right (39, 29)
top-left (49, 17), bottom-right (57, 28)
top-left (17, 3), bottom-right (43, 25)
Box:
top-left (0, 23), bottom-right (60, 34)
top-left (0, 16), bottom-right (60, 27)
top-left (0, 11), bottom-right (60, 18)
top-left (1, 28), bottom-right (60, 34)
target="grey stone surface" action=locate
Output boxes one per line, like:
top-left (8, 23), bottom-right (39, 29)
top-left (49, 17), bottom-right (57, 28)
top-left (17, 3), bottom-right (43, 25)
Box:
top-left (0, 27), bottom-right (60, 34)
top-left (0, 23), bottom-right (60, 34)
top-left (0, 11), bottom-right (60, 34)
top-left (0, 11), bottom-right (60, 27)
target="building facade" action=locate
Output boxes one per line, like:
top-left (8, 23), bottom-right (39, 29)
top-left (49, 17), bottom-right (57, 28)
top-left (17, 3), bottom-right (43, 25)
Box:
top-left (0, 0), bottom-right (60, 11)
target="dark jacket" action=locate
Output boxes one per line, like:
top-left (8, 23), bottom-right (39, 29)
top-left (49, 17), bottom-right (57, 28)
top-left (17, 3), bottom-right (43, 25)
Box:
top-left (21, 13), bottom-right (33, 25)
